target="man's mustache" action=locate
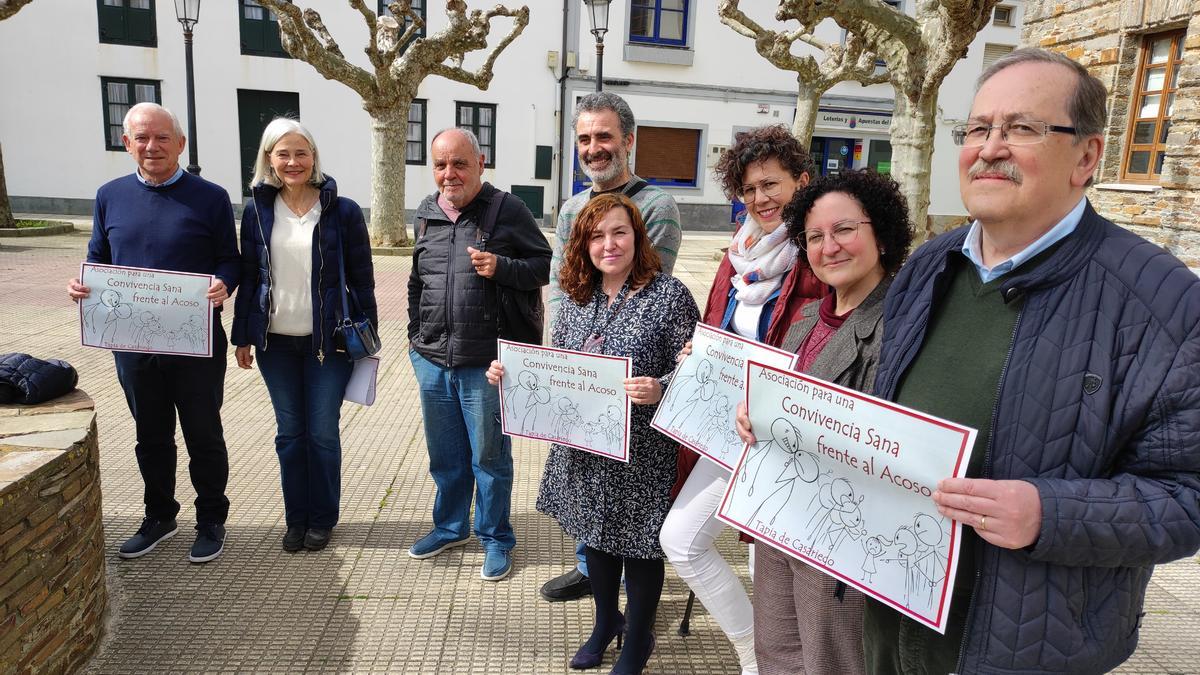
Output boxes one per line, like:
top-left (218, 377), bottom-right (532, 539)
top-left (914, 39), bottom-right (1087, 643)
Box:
top-left (968, 159), bottom-right (1023, 183)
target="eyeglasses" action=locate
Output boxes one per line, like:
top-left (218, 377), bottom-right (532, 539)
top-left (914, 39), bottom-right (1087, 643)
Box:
top-left (737, 178), bottom-right (784, 202)
top-left (800, 220), bottom-right (868, 251)
top-left (951, 120), bottom-right (1077, 147)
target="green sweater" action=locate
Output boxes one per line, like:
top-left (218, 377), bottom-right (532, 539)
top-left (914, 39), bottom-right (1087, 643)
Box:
top-left (864, 252), bottom-right (1027, 675)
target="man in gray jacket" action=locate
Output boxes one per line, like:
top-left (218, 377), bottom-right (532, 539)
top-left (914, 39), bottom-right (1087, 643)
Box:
top-left (867, 48), bottom-right (1200, 673)
top-left (407, 128), bottom-right (551, 583)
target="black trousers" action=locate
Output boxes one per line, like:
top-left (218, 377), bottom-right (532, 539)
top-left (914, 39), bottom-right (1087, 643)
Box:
top-left (113, 322), bottom-right (230, 524)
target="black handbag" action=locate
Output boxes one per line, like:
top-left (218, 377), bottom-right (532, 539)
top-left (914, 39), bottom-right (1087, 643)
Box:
top-left (334, 229), bottom-right (380, 361)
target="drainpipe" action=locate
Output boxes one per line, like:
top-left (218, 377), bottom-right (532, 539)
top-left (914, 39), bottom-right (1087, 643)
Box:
top-left (554, 0), bottom-right (570, 221)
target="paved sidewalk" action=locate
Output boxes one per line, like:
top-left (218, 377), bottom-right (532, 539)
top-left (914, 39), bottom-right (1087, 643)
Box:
top-left (1, 224), bottom-right (1196, 674)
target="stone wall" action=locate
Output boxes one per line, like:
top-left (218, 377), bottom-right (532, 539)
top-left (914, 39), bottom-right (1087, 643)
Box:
top-left (0, 390), bottom-right (106, 674)
top-left (1023, 0), bottom-right (1199, 269)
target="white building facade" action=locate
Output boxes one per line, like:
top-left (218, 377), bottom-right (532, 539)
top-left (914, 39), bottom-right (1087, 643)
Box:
top-left (0, 0), bottom-right (1025, 230)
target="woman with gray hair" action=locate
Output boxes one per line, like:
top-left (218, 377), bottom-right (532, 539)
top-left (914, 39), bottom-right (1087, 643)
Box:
top-left (231, 117), bottom-right (377, 553)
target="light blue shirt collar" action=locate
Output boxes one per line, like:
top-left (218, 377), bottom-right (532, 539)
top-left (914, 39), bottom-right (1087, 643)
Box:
top-left (136, 165), bottom-right (185, 188)
top-left (961, 197), bottom-right (1087, 283)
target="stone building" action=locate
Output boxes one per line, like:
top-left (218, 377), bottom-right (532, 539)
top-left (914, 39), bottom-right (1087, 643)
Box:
top-left (1023, 0), bottom-right (1199, 271)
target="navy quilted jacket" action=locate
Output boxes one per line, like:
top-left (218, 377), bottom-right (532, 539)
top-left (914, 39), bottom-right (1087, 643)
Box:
top-left (0, 353), bottom-right (78, 405)
top-left (875, 203), bottom-right (1200, 674)
top-left (231, 176), bottom-right (377, 359)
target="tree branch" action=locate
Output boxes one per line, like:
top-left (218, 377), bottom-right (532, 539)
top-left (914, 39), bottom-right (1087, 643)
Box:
top-left (0, 0), bottom-right (33, 21)
top-left (257, 0), bottom-right (377, 99)
top-left (419, 4), bottom-right (529, 90)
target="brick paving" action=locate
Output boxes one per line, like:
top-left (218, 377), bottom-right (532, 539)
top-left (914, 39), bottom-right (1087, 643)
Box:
top-left (1, 221), bottom-right (1197, 674)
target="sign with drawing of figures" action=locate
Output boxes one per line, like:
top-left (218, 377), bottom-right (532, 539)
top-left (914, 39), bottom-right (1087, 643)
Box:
top-left (717, 361), bottom-right (977, 633)
top-left (651, 323), bottom-right (798, 471)
top-left (497, 340), bottom-right (633, 462)
top-left (79, 263), bottom-right (213, 357)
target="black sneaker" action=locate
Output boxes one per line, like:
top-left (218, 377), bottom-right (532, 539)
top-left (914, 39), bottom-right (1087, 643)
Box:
top-left (118, 517), bottom-right (179, 559)
top-left (540, 568), bottom-right (592, 602)
top-left (188, 523), bottom-right (226, 563)
top-left (282, 526), bottom-right (305, 553)
top-left (304, 528), bottom-right (331, 552)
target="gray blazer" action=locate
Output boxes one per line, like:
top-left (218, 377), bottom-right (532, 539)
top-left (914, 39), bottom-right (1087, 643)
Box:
top-left (779, 276), bottom-right (892, 395)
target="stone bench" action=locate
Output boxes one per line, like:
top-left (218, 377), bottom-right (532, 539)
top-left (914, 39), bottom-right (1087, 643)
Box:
top-left (0, 390), bottom-right (106, 674)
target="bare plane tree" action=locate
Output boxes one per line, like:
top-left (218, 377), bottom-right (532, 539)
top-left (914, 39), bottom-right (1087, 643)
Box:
top-left (257, 0), bottom-right (529, 246)
top-left (718, 0), bottom-right (887, 146)
top-left (779, 0), bottom-right (999, 237)
top-left (0, 0), bottom-right (36, 228)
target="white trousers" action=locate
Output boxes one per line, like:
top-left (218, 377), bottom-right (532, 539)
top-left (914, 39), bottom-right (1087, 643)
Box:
top-left (660, 458), bottom-right (755, 641)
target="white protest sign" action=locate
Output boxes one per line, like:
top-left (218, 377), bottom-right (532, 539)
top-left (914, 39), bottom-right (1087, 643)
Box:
top-left (652, 323), bottom-right (798, 470)
top-left (79, 263), bottom-right (213, 357)
top-left (497, 339), bottom-right (632, 462)
top-left (718, 361), bottom-right (977, 633)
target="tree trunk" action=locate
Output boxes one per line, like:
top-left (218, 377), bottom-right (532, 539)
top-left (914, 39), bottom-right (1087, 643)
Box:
top-left (368, 102), bottom-right (411, 247)
top-left (791, 80), bottom-right (822, 147)
top-left (887, 91), bottom-right (937, 242)
top-left (0, 142), bottom-right (15, 229)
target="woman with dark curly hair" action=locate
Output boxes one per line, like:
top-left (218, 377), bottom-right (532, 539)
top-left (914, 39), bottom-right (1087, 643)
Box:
top-left (487, 193), bottom-right (698, 674)
top-left (736, 168), bottom-right (912, 674)
top-left (659, 125), bottom-right (825, 675)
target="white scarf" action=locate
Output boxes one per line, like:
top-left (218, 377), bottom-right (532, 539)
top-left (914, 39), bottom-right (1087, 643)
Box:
top-left (727, 213), bottom-right (799, 305)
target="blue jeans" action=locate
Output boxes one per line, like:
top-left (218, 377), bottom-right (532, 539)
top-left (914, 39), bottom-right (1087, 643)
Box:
top-left (409, 350), bottom-right (515, 552)
top-left (257, 334), bottom-right (352, 529)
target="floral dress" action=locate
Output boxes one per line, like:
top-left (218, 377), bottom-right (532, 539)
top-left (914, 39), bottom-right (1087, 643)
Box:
top-left (536, 273), bottom-right (699, 559)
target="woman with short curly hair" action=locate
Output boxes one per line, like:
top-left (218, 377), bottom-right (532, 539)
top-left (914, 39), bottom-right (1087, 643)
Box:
top-left (659, 125), bottom-right (825, 675)
top-left (737, 168), bottom-right (913, 674)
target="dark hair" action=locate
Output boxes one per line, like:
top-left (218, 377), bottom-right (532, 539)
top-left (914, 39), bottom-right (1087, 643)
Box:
top-left (784, 169), bottom-right (913, 276)
top-left (713, 125), bottom-right (814, 201)
top-left (572, 91), bottom-right (637, 138)
top-left (978, 48), bottom-right (1107, 140)
top-left (560, 193), bottom-right (661, 305)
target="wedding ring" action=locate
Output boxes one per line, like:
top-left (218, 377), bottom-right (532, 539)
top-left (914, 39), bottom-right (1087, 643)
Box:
top-left (980, 515), bottom-right (988, 531)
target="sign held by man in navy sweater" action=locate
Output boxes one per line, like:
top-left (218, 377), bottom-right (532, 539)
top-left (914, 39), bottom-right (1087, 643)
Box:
top-left (80, 263), bottom-right (214, 357)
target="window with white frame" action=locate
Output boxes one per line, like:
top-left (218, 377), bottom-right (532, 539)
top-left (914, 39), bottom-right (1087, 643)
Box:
top-left (993, 5), bottom-right (1014, 27)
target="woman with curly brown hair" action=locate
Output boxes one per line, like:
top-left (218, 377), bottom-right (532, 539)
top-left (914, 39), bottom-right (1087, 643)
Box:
top-left (736, 168), bottom-right (913, 674)
top-left (659, 125), bottom-right (824, 674)
top-left (487, 193), bottom-right (698, 674)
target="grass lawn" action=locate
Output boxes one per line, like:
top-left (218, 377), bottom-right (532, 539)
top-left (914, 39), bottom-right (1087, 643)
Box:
top-left (13, 219), bottom-right (72, 228)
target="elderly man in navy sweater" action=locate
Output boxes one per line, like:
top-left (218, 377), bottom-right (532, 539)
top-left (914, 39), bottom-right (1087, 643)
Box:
top-left (68, 103), bottom-right (240, 564)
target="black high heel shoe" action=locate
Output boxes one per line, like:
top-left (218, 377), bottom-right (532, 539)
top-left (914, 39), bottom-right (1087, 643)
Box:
top-left (608, 632), bottom-right (654, 675)
top-left (569, 614), bottom-right (626, 670)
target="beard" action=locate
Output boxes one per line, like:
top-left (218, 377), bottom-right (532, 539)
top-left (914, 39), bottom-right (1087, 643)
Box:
top-left (580, 147), bottom-right (628, 185)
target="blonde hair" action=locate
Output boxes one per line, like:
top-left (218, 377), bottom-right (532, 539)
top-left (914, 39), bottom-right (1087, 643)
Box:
top-left (249, 117), bottom-right (324, 190)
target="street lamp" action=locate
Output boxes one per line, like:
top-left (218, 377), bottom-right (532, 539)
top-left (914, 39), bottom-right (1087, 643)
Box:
top-left (174, 0), bottom-right (202, 175)
top-left (583, 0), bottom-right (611, 92)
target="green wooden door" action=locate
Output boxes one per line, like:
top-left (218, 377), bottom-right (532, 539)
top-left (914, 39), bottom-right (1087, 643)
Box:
top-left (237, 89), bottom-right (300, 196)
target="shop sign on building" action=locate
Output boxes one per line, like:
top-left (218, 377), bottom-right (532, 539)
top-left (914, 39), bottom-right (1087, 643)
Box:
top-left (817, 110), bottom-right (892, 132)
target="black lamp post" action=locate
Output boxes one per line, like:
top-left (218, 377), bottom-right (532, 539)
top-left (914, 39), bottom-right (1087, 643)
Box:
top-left (174, 0), bottom-right (202, 175)
top-left (583, 0), bottom-right (611, 92)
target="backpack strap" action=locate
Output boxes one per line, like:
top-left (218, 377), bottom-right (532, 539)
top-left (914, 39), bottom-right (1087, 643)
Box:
top-left (623, 179), bottom-right (649, 199)
top-left (476, 190), bottom-right (507, 248)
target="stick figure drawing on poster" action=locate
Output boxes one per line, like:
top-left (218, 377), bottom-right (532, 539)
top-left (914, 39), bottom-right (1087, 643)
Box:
top-left (180, 314), bottom-right (204, 350)
top-left (551, 397), bottom-right (581, 440)
top-left (861, 535), bottom-right (887, 583)
top-left (882, 513), bottom-right (947, 608)
top-left (668, 359), bottom-right (718, 427)
top-left (735, 418), bottom-right (820, 526)
top-left (504, 370), bottom-right (542, 420)
top-left (697, 395), bottom-right (732, 446)
top-left (83, 289), bottom-right (134, 346)
top-left (522, 386), bottom-right (552, 434)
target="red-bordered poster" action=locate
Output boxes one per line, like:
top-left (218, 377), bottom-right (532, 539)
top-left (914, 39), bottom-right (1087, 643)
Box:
top-left (79, 263), bottom-right (214, 358)
top-left (651, 323), bottom-right (798, 471)
top-left (718, 360), bottom-right (977, 633)
top-left (497, 339), bottom-right (633, 462)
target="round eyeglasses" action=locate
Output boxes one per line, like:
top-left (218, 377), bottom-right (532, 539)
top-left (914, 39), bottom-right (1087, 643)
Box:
top-left (737, 178), bottom-right (785, 202)
top-left (799, 220), bottom-right (869, 251)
